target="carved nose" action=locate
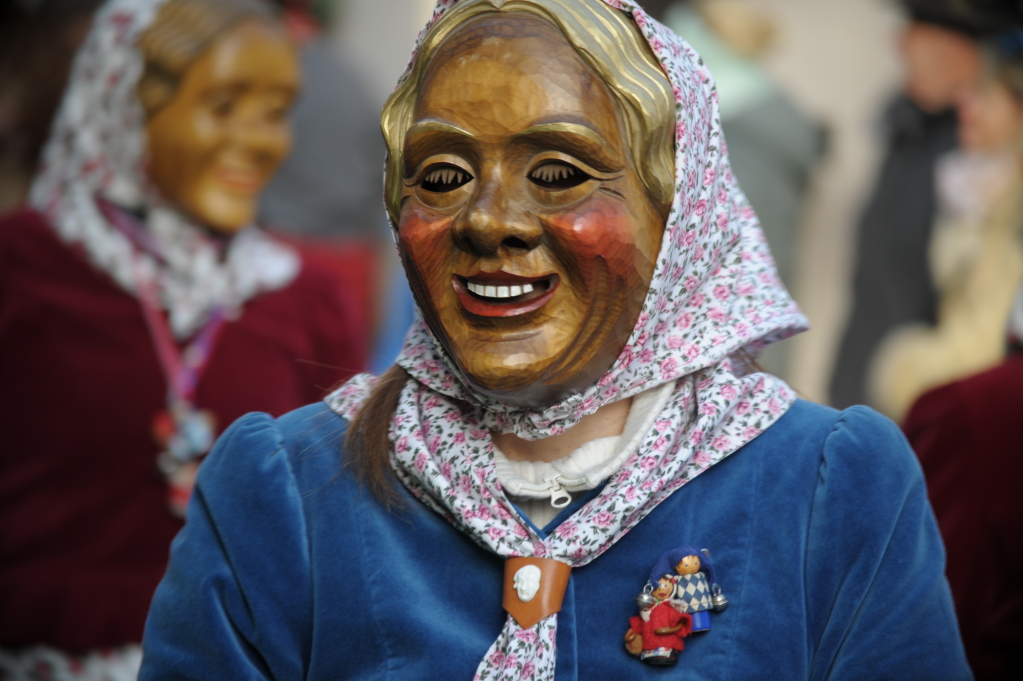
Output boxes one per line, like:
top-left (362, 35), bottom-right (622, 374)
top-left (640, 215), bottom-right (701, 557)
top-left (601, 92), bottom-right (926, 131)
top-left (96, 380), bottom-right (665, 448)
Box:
top-left (454, 188), bottom-right (542, 256)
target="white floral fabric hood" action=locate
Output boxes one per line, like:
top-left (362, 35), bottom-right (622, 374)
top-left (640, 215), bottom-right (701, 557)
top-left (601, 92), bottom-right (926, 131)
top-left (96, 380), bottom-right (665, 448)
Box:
top-left (29, 0), bottom-right (299, 339)
top-left (327, 1), bottom-right (808, 679)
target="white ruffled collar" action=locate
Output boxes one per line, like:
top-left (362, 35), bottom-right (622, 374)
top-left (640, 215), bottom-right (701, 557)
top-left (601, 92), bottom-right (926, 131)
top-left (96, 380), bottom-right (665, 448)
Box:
top-left (52, 186), bottom-right (300, 338)
top-left (493, 381), bottom-right (676, 500)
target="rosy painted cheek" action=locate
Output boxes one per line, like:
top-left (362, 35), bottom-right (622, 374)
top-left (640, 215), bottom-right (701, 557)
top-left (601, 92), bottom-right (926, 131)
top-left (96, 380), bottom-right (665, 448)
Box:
top-left (544, 197), bottom-right (644, 286)
top-left (398, 205), bottom-right (455, 302)
top-left (398, 207), bottom-right (452, 264)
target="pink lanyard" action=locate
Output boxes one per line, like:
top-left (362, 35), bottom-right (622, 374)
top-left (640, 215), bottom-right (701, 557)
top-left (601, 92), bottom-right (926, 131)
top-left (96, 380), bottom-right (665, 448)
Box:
top-left (134, 276), bottom-right (226, 408)
top-left (98, 198), bottom-right (227, 407)
top-left (98, 198), bottom-right (230, 516)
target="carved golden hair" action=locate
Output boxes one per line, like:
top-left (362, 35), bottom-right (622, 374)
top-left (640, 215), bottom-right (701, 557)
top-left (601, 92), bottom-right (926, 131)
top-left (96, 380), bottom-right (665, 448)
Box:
top-left (379, 0), bottom-right (676, 224)
top-left (136, 0), bottom-right (277, 115)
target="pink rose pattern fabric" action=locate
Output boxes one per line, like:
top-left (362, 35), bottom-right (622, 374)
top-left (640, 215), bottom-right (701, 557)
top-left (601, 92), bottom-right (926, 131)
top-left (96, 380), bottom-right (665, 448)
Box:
top-left (29, 0), bottom-right (299, 339)
top-left (327, 1), bottom-right (807, 679)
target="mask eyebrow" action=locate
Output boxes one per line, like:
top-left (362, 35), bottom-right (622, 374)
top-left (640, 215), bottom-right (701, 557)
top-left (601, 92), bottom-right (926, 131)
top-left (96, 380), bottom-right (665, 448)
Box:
top-left (514, 123), bottom-right (622, 172)
top-left (403, 121), bottom-right (477, 175)
top-left (406, 120), bottom-right (475, 138)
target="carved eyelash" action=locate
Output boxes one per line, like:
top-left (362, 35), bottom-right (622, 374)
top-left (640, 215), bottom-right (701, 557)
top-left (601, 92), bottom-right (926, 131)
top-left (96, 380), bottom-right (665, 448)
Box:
top-left (530, 163), bottom-right (580, 183)
top-left (424, 167), bottom-right (468, 186)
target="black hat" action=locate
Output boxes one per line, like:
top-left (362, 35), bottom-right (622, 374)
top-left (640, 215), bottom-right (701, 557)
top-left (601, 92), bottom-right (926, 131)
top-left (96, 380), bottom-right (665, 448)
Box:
top-left (639, 0), bottom-right (681, 23)
top-left (901, 0), bottom-right (1022, 37)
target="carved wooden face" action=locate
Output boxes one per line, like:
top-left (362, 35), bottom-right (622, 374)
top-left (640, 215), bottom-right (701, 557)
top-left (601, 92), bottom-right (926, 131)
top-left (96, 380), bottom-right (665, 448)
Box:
top-left (652, 577), bottom-right (675, 602)
top-left (145, 21), bottom-right (299, 233)
top-left (398, 13), bottom-right (666, 407)
top-left (674, 555), bottom-right (701, 575)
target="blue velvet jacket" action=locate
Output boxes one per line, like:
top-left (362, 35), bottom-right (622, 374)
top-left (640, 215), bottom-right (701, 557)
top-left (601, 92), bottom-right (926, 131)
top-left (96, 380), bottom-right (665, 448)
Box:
top-left (140, 400), bottom-right (972, 680)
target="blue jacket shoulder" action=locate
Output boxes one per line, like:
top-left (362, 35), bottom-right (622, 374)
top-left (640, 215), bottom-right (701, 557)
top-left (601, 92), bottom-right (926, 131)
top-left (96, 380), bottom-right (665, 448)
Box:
top-left (199, 402), bottom-right (350, 498)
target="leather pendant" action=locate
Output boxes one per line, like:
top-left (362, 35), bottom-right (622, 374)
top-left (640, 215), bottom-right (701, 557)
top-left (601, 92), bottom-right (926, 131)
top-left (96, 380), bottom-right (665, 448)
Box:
top-left (503, 557), bottom-right (572, 629)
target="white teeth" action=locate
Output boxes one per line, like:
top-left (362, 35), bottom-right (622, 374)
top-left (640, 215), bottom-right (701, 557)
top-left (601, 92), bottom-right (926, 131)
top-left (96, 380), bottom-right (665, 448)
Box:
top-left (466, 281), bottom-right (538, 299)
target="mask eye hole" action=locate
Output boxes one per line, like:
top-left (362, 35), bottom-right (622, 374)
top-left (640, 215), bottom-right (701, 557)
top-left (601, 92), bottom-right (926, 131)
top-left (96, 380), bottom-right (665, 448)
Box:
top-left (421, 163), bottom-right (472, 193)
top-left (529, 161), bottom-right (590, 190)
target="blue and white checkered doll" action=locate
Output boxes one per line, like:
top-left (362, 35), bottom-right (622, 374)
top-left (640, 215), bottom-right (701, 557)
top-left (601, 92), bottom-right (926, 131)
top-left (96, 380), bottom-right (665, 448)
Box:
top-left (648, 546), bottom-right (728, 633)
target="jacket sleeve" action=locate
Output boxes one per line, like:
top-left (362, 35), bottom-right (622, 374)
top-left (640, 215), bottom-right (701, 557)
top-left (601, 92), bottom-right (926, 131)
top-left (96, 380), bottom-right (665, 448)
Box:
top-left (139, 413), bottom-right (313, 680)
top-left (805, 406), bottom-right (972, 680)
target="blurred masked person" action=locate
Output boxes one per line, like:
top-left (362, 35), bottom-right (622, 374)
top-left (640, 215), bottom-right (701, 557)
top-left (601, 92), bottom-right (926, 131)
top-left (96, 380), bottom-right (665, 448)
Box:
top-left (902, 285), bottom-right (1023, 680)
top-left (870, 18), bottom-right (1023, 420)
top-left (830, 0), bottom-right (1016, 409)
top-left (0, 0), bottom-right (364, 676)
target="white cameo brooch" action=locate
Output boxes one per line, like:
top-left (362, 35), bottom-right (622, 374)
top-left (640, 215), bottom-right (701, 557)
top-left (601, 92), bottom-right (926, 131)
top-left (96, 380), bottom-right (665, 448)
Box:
top-left (513, 564), bottom-right (542, 602)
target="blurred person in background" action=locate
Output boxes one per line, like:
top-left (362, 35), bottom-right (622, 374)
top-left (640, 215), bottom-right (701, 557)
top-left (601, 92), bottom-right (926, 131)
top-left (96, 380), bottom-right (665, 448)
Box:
top-left (0, 0), bottom-right (364, 676)
top-left (644, 0), bottom-right (827, 380)
top-left (1, 0), bottom-right (392, 364)
top-left (830, 0), bottom-right (1015, 410)
top-left (902, 284), bottom-right (1023, 680)
top-left (869, 10), bottom-right (1023, 420)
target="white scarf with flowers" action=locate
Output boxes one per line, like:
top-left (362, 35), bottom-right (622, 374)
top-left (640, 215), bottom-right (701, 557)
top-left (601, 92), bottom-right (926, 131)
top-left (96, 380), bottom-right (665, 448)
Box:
top-left (29, 0), bottom-right (299, 339)
top-left (327, 1), bottom-right (807, 678)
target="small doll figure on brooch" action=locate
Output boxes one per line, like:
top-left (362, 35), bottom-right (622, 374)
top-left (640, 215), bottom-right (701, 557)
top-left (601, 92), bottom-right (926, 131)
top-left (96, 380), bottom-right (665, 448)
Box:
top-left (649, 546), bottom-right (728, 633)
top-left (624, 577), bottom-right (693, 665)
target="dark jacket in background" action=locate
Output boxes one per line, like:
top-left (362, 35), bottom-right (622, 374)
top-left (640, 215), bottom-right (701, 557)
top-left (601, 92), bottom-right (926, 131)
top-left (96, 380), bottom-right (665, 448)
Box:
top-left (830, 95), bottom-right (957, 408)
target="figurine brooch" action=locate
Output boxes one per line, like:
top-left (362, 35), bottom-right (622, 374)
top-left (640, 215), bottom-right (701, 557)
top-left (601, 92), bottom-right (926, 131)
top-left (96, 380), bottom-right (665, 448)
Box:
top-left (624, 546), bottom-right (728, 665)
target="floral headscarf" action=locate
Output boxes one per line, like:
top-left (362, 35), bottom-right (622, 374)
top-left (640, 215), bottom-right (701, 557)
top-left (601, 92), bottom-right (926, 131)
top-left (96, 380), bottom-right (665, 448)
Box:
top-left (29, 0), bottom-right (299, 339)
top-left (328, 1), bottom-right (807, 678)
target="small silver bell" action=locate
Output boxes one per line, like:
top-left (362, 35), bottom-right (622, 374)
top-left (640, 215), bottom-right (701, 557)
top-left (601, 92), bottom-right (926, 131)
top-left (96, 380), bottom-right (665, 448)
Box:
top-left (711, 584), bottom-right (729, 613)
top-left (636, 591), bottom-right (659, 610)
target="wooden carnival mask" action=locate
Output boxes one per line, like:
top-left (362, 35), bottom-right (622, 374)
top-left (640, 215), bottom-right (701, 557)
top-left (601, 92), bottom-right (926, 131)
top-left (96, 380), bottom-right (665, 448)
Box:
top-left (397, 13), bottom-right (669, 407)
top-left (143, 20), bottom-right (299, 233)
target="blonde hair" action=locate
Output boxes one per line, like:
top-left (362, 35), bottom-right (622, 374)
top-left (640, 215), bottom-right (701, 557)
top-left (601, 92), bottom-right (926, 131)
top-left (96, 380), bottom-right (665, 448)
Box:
top-left (379, 0), bottom-right (675, 224)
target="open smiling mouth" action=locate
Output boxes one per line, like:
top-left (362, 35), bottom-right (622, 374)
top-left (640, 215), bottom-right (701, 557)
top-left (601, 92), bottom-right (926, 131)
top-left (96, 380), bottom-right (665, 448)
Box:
top-left (452, 272), bottom-right (560, 317)
top-left (215, 165), bottom-right (264, 193)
